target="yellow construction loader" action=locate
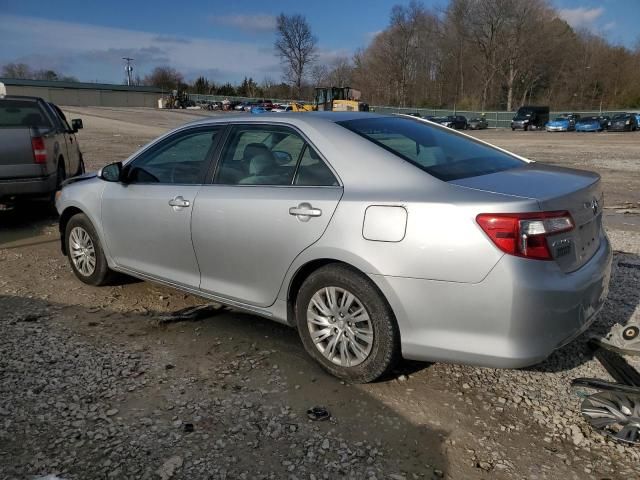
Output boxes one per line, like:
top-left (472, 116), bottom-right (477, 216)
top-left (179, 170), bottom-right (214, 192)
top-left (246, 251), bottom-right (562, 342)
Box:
top-left (313, 86), bottom-right (369, 112)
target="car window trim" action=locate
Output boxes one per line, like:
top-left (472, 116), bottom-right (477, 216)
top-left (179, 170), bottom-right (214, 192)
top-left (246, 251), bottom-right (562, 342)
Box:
top-left (206, 121), bottom-right (342, 188)
top-left (124, 124), bottom-right (225, 186)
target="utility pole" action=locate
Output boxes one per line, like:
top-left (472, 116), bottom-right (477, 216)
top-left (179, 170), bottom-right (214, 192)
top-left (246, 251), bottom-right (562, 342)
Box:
top-left (122, 57), bottom-right (134, 86)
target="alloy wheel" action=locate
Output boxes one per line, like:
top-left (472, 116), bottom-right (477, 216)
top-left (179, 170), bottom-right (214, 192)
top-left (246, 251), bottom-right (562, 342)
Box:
top-left (69, 226), bottom-right (97, 277)
top-left (581, 391), bottom-right (640, 445)
top-left (306, 286), bottom-right (374, 367)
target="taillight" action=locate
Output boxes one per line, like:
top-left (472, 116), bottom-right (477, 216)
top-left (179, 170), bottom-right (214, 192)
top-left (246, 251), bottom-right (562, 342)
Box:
top-left (476, 211), bottom-right (574, 260)
top-left (31, 137), bottom-right (47, 164)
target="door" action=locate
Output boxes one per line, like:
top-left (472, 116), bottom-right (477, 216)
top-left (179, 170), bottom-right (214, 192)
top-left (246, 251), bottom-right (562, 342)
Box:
top-left (101, 126), bottom-right (223, 287)
top-left (191, 124), bottom-right (343, 307)
top-left (48, 103), bottom-right (79, 174)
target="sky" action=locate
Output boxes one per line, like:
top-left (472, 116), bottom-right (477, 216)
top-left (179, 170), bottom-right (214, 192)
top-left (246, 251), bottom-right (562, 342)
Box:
top-left (0, 0), bottom-right (638, 85)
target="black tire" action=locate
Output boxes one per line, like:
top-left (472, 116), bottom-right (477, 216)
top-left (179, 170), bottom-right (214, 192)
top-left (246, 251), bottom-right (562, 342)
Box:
top-left (49, 159), bottom-right (66, 205)
top-left (295, 264), bottom-right (400, 383)
top-left (65, 213), bottom-right (114, 286)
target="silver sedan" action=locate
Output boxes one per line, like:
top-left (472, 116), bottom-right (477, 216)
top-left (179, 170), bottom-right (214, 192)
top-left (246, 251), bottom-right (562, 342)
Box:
top-left (56, 112), bottom-right (612, 382)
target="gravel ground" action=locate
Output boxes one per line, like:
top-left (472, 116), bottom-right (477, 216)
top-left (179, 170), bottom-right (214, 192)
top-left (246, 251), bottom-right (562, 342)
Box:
top-left (1, 107), bottom-right (639, 479)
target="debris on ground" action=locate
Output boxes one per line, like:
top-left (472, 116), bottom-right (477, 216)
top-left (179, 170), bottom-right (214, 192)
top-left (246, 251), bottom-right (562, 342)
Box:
top-left (306, 406), bottom-right (331, 421)
top-left (155, 304), bottom-right (227, 325)
top-left (573, 341), bottom-right (640, 445)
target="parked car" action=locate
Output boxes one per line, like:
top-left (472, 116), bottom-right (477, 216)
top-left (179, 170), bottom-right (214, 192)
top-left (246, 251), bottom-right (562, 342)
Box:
top-left (608, 113), bottom-right (638, 132)
top-left (250, 106), bottom-right (269, 114)
top-left (0, 95), bottom-right (84, 206)
top-left (431, 115), bottom-right (467, 129)
top-left (599, 115), bottom-right (611, 130)
top-left (564, 113), bottom-right (581, 127)
top-left (511, 106), bottom-right (549, 130)
top-left (545, 116), bottom-right (574, 132)
top-left (634, 113), bottom-right (640, 128)
top-left (467, 117), bottom-right (489, 130)
top-left (234, 102), bottom-right (249, 111)
top-left (575, 116), bottom-right (605, 132)
top-left (57, 113), bottom-right (612, 383)
top-left (271, 104), bottom-right (294, 112)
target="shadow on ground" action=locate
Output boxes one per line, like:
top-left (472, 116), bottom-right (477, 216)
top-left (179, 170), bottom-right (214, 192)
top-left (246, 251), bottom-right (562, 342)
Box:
top-left (0, 293), bottom-right (448, 479)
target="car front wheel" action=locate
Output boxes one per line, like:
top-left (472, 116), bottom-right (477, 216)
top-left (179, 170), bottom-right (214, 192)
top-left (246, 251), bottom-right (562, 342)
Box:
top-left (65, 213), bottom-right (114, 286)
top-left (295, 264), bottom-right (400, 383)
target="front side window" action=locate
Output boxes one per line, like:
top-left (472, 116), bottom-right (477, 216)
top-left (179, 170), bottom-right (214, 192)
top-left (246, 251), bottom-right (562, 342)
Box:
top-left (337, 116), bottom-right (525, 181)
top-left (125, 127), bottom-right (222, 184)
top-left (215, 125), bottom-right (305, 185)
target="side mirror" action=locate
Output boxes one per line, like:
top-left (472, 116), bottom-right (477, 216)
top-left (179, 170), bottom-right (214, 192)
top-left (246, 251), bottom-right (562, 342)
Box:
top-left (71, 118), bottom-right (83, 132)
top-left (98, 162), bottom-right (123, 182)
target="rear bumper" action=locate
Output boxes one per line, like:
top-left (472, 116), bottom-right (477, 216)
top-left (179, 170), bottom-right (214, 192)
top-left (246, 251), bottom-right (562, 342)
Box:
top-left (370, 233), bottom-right (613, 368)
top-left (0, 174), bottom-right (57, 199)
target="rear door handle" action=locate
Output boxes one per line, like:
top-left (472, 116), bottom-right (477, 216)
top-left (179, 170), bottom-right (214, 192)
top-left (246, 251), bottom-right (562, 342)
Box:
top-left (289, 202), bottom-right (322, 221)
top-left (168, 196), bottom-right (190, 208)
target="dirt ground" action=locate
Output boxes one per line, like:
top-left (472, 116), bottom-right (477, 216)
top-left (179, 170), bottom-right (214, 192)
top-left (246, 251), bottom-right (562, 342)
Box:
top-left (1, 107), bottom-right (639, 480)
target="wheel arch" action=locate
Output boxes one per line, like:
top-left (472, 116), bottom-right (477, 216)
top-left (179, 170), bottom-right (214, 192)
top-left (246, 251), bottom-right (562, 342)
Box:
top-left (285, 257), bottom-right (399, 336)
top-left (58, 206), bottom-right (84, 255)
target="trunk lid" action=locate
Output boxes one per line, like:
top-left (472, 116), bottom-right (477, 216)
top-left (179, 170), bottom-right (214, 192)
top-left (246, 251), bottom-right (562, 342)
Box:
top-left (451, 163), bottom-right (603, 272)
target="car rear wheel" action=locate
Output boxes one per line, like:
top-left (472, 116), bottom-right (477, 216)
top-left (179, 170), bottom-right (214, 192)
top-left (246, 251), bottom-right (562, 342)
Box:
top-left (66, 213), bottom-right (114, 286)
top-left (295, 264), bottom-right (400, 383)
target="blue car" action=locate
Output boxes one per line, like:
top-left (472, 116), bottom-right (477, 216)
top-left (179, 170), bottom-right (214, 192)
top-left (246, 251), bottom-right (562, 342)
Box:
top-left (575, 116), bottom-right (604, 132)
top-left (545, 116), bottom-right (573, 132)
top-left (250, 106), bottom-right (269, 114)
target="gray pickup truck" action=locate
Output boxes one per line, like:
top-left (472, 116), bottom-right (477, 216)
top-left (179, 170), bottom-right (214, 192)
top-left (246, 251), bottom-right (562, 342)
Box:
top-left (0, 95), bottom-right (85, 206)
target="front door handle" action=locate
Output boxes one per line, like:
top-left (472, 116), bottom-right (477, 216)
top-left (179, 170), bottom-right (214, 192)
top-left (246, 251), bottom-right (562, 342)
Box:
top-left (168, 196), bottom-right (190, 208)
top-left (289, 202), bottom-right (322, 221)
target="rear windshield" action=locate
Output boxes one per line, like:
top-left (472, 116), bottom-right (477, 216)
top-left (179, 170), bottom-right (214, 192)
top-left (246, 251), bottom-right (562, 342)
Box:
top-left (337, 116), bottom-right (524, 181)
top-left (0, 99), bottom-right (51, 128)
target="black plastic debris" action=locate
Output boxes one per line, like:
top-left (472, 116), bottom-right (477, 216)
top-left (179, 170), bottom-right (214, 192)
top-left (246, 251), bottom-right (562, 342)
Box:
top-left (156, 304), bottom-right (227, 325)
top-left (306, 406), bottom-right (331, 421)
top-left (183, 423), bottom-right (194, 433)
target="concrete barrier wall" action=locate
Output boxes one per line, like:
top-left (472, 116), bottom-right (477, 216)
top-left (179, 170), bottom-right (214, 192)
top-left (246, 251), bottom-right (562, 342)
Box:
top-left (5, 84), bottom-right (161, 107)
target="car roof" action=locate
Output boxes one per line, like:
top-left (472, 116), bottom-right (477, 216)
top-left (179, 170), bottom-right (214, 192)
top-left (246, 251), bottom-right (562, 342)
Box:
top-left (186, 111), bottom-right (389, 129)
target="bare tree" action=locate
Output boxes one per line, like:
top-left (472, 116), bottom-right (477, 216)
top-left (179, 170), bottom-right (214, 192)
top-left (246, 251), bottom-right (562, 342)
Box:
top-left (274, 13), bottom-right (317, 96)
top-left (143, 66), bottom-right (184, 91)
top-left (2, 62), bottom-right (33, 79)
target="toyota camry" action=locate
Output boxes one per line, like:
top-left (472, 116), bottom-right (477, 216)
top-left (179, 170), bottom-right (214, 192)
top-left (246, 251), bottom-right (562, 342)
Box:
top-left (56, 112), bottom-right (612, 383)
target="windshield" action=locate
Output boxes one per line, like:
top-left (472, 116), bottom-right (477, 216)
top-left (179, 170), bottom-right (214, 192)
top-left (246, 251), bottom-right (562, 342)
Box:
top-left (337, 116), bottom-right (524, 182)
top-left (612, 114), bottom-right (630, 121)
top-left (552, 117), bottom-right (568, 122)
top-left (0, 99), bottom-right (52, 128)
top-left (430, 117), bottom-right (448, 122)
top-left (578, 117), bottom-right (599, 122)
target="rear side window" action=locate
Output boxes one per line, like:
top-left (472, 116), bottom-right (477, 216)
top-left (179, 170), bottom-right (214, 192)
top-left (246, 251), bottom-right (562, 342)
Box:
top-left (294, 145), bottom-right (338, 186)
top-left (337, 117), bottom-right (524, 181)
top-left (0, 100), bottom-right (52, 128)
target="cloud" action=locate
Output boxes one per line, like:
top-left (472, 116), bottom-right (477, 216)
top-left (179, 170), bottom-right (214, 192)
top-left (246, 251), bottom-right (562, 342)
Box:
top-left (208, 14), bottom-right (277, 33)
top-left (557, 7), bottom-right (604, 29)
top-left (151, 35), bottom-right (192, 44)
top-left (0, 14), bottom-right (281, 83)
